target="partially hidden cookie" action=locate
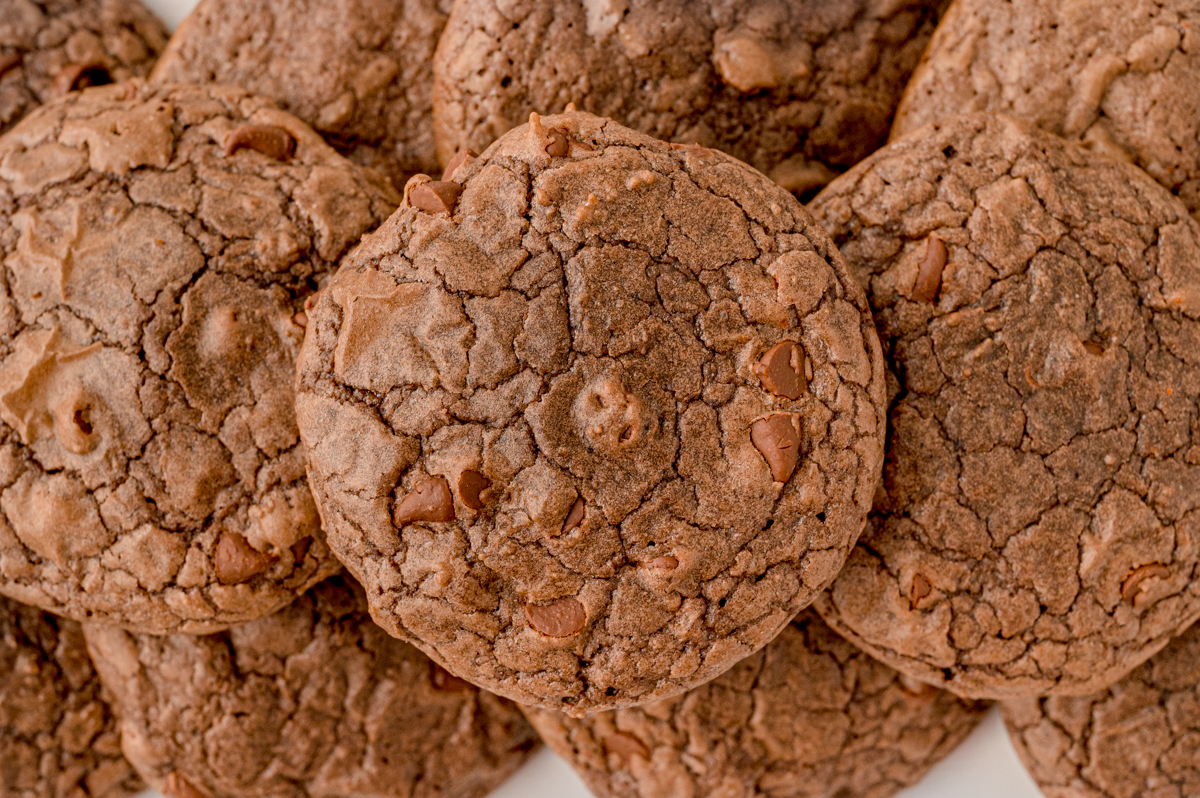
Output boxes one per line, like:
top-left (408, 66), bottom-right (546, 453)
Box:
top-left (891, 0), bottom-right (1200, 220)
top-left (83, 574), bottom-right (540, 798)
top-left (1, 594), bottom-right (143, 798)
top-left (0, 0), bottom-right (168, 136)
top-left (296, 109), bottom-right (888, 714)
top-left (524, 608), bottom-right (990, 798)
top-left (1001, 619), bottom-right (1200, 798)
top-left (0, 82), bottom-right (399, 634)
top-left (433, 0), bottom-right (947, 197)
top-left (809, 112), bottom-right (1200, 699)
top-left (152, 0), bottom-right (453, 189)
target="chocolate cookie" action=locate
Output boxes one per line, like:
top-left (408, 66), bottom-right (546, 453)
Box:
top-left (1001, 620), bottom-right (1200, 798)
top-left (0, 0), bottom-right (168, 137)
top-left (524, 609), bottom-right (990, 798)
top-left (891, 0), bottom-right (1200, 220)
top-left (84, 574), bottom-right (539, 798)
top-left (1, 595), bottom-right (143, 798)
top-left (809, 113), bottom-right (1200, 699)
top-left (432, 0), bottom-right (947, 197)
top-left (151, 0), bottom-right (452, 189)
top-left (295, 110), bottom-right (888, 714)
top-left (0, 82), bottom-right (399, 634)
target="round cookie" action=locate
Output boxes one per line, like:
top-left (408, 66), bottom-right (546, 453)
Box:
top-left (809, 112), bottom-right (1200, 699)
top-left (891, 0), bottom-right (1200, 220)
top-left (0, 82), bottom-right (399, 634)
top-left (432, 0), bottom-right (948, 197)
top-left (0, 0), bottom-right (168, 137)
top-left (83, 574), bottom-right (540, 798)
top-left (296, 109), bottom-right (888, 714)
top-left (151, 0), bottom-right (453, 189)
top-left (1, 595), bottom-right (143, 798)
top-left (525, 609), bottom-right (990, 798)
top-left (1001, 620), bottom-right (1200, 798)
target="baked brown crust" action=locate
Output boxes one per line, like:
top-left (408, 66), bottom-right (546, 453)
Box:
top-left (810, 112), bottom-right (1200, 699)
top-left (0, 82), bottom-right (398, 633)
top-left (84, 574), bottom-right (539, 798)
top-left (1, 594), bottom-right (143, 798)
top-left (296, 110), bottom-right (887, 714)
top-left (525, 609), bottom-right (990, 798)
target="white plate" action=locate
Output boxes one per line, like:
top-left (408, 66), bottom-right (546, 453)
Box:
top-left (128, 1), bottom-right (1045, 794)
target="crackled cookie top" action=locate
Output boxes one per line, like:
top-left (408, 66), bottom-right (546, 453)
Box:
top-left (809, 113), bottom-right (1200, 700)
top-left (1002, 620), bottom-right (1200, 798)
top-left (0, 0), bottom-right (168, 137)
top-left (891, 0), bottom-right (1200, 220)
top-left (84, 575), bottom-right (539, 798)
top-left (0, 82), bottom-right (399, 634)
top-left (433, 0), bottom-right (946, 197)
top-left (296, 110), bottom-right (887, 713)
top-left (151, 0), bottom-right (451, 190)
top-left (525, 609), bottom-right (989, 798)
top-left (2, 595), bottom-right (143, 798)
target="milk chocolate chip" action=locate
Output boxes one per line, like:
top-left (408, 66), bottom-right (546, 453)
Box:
top-left (214, 532), bottom-right (278, 585)
top-left (429, 661), bottom-right (475, 692)
top-left (55, 62), bottom-right (113, 95)
top-left (750, 413), bottom-right (800, 483)
top-left (225, 124), bottom-right (296, 161)
top-left (164, 772), bottom-right (208, 798)
top-left (561, 496), bottom-right (585, 534)
top-left (525, 596), bottom-right (587, 637)
top-left (458, 469), bottom-right (491, 510)
top-left (394, 477), bottom-right (456, 526)
top-left (754, 341), bottom-right (805, 399)
top-left (409, 180), bottom-right (463, 215)
top-left (1121, 563), bottom-right (1170, 602)
top-left (545, 129), bottom-right (570, 157)
top-left (644, 555), bottom-right (679, 571)
top-left (912, 236), bottom-right (947, 303)
top-left (442, 148), bottom-right (476, 180)
top-left (604, 732), bottom-right (650, 761)
top-left (911, 573), bottom-right (933, 608)
top-left (0, 52), bottom-right (21, 79)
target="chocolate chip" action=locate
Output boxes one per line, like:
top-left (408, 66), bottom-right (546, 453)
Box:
top-left (213, 532), bottom-right (278, 585)
top-left (442, 147), bottom-right (476, 180)
top-left (561, 496), bottom-right (585, 534)
top-left (164, 772), bottom-right (209, 798)
top-left (644, 555), bottom-right (678, 571)
top-left (428, 661), bottom-right (475, 692)
top-left (1121, 562), bottom-right (1171, 603)
top-left (225, 124), bottom-right (296, 161)
top-left (1083, 340), bottom-right (1105, 356)
top-left (0, 52), bottom-right (22, 79)
top-left (604, 732), bottom-right (649, 761)
top-left (409, 180), bottom-right (463, 215)
top-left (54, 62), bottom-right (113, 95)
top-left (292, 311), bottom-right (308, 328)
top-left (912, 236), bottom-right (947, 303)
top-left (750, 413), bottom-right (800, 483)
top-left (545, 129), bottom-right (570, 157)
top-left (911, 572), bottom-right (933, 608)
top-left (458, 469), bottom-right (491, 510)
top-left (754, 340), bottom-right (805, 399)
top-left (524, 596), bottom-right (587, 637)
top-left (897, 673), bottom-right (938, 701)
top-left (393, 477), bottom-right (455, 526)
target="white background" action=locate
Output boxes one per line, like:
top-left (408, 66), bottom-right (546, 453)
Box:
top-left (133, 0), bottom-right (1045, 794)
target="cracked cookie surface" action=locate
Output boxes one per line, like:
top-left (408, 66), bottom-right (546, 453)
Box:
top-left (0, 0), bottom-right (168, 137)
top-left (810, 113), bottom-right (1200, 699)
top-left (432, 0), bottom-right (947, 198)
top-left (525, 608), bottom-right (990, 798)
top-left (84, 574), bottom-right (539, 798)
top-left (151, 0), bottom-right (451, 190)
top-left (1001, 619), bottom-right (1200, 798)
top-left (296, 109), bottom-right (887, 714)
top-left (1, 594), bottom-right (143, 798)
top-left (0, 81), bottom-right (399, 634)
top-left (891, 0), bottom-right (1200, 220)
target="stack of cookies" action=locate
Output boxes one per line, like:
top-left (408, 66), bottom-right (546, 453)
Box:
top-left (1, 1), bottom-right (1197, 798)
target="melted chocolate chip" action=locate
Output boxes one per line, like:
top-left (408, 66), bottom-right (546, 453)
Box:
top-left (644, 555), bottom-right (679, 571)
top-left (409, 180), bottom-right (464, 215)
top-left (54, 62), bottom-right (113, 95)
top-left (458, 469), bottom-right (491, 510)
top-left (1121, 562), bottom-right (1171, 603)
top-left (561, 496), bottom-right (586, 534)
top-left (214, 532), bottom-right (277, 585)
top-left (754, 340), bottom-right (805, 399)
top-left (164, 772), bottom-right (209, 798)
top-left (912, 236), bottom-right (947, 303)
top-left (750, 413), bottom-right (801, 483)
top-left (545, 129), bottom-right (570, 157)
top-left (225, 124), bottom-right (296, 161)
top-left (911, 572), bottom-right (933, 608)
top-left (393, 477), bottom-right (456, 526)
top-left (525, 596), bottom-right (587, 637)
top-left (442, 147), bottom-right (476, 180)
